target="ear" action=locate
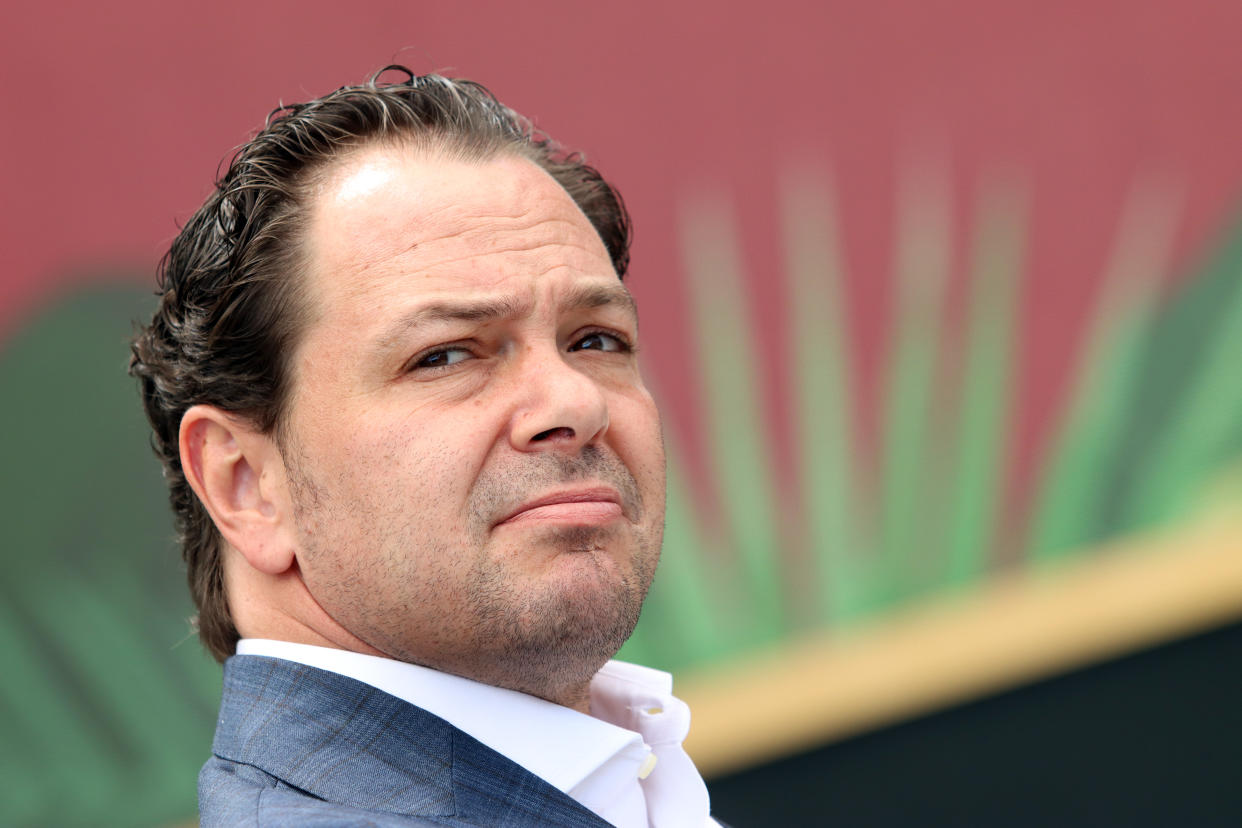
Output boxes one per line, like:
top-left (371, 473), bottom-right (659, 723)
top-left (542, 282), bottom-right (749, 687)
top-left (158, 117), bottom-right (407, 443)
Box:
top-left (179, 405), bottom-right (296, 575)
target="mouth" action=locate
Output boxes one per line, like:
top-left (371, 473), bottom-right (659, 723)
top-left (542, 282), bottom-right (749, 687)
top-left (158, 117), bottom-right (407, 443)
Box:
top-left (494, 486), bottom-right (625, 529)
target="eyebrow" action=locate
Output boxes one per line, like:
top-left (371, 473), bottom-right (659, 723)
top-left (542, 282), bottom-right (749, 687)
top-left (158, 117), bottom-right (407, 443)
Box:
top-left (374, 282), bottom-right (638, 350)
top-left (563, 282), bottom-right (638, 320)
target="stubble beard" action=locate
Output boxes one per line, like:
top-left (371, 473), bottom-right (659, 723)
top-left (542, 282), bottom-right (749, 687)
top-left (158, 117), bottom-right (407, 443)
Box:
top-left (452, 446), bottom-right (662, 698)
top-left (462, 521), bottom-right (660, 700)
top-left (288, 443), bottom-right (663, 703)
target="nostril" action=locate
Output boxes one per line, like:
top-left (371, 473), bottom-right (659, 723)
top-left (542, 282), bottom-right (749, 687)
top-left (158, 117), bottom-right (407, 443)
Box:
top-left (531, 426), bottom-right (575, 442)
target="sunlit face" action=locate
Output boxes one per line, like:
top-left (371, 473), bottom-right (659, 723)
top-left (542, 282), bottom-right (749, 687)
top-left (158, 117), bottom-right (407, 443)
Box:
top-left (281, 144), bottom-right (665, 696)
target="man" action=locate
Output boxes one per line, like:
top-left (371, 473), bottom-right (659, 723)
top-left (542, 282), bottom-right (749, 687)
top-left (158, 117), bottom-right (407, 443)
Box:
top-left (130, 67), bottom-right (720, 827)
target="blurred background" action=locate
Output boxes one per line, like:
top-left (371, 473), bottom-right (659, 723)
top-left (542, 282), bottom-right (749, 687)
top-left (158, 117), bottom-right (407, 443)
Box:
top-left (3, 1), bottom-right (1242, 825)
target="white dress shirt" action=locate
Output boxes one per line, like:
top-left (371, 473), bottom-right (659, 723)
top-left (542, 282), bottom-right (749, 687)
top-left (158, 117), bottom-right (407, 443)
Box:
top-left (236, 639), bottom-right (720, 827)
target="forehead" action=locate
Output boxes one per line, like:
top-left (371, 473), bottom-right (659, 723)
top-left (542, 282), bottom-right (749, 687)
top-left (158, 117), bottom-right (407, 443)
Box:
top-left (301, 144), bottom-right (617, 320)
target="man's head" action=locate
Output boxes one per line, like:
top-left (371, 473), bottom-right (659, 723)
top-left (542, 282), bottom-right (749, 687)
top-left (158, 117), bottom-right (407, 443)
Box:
top-left (131, 68), bottom-right (664, 704)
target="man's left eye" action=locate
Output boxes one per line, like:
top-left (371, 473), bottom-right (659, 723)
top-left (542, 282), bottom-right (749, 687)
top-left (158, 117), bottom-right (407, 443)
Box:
top-left (571, 331), bottom-right (629, 353)
top-left (412, 346), bottom-right (474, 370)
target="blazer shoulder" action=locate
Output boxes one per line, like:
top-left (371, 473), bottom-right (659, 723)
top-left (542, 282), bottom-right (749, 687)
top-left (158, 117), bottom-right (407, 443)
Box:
top-left (208, 656), bottom-right (609, 827)
top-left (199, 755), bottom-right (447, 827)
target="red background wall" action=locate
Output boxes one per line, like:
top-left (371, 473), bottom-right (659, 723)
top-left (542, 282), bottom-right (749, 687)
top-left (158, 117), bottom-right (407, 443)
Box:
top-left (7, 0), bottom-right (1242, 510)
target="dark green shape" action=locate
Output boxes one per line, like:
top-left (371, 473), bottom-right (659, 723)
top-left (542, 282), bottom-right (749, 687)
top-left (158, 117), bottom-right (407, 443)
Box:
top-left (1027, 180), bottom-right (1179, 561)
top-left (1100, 212), bottom-right (1242, 538)
top-left (0, 283), bottom-right (218, 827)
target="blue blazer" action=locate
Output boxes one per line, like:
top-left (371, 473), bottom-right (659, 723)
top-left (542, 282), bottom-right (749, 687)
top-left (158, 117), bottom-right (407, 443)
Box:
top-left (200, 654), bottom-right (614, 826)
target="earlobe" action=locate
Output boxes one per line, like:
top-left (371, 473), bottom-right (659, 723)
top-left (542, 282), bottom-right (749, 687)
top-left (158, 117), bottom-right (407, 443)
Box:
top-left (179, 405), bottom-right (296, 575)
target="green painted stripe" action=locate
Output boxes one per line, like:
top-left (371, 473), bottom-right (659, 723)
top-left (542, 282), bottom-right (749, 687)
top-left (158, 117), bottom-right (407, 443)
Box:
top-left (879, 159), bottom-right (953, 601)
top-left (779, 164), bottom-right (873, 623)
top-left (943, 175), bottom-right (1027, 584)
top-left (1028, 175), bottom-right (1181, 560)
top-left (662, 441), bottom-right (736, 662)
top-left (620, 434), bottom-right (731, 672)
top-left (680, 191), bottom-right (787, 644)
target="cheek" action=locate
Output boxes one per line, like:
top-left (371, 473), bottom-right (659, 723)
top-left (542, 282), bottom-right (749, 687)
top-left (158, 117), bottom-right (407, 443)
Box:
top-left (612, 392), bottom-right (666, 486)
top-left (361, 415), bottom-right (493, 515)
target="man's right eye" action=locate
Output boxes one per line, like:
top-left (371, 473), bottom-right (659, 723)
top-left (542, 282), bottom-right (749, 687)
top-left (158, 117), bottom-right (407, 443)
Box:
top-left (411, 346), bottom-right (473, 371)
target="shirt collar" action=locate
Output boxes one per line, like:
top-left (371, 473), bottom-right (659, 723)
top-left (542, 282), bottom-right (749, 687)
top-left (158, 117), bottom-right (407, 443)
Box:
top-left (235, 639), bottom-right (666, 793)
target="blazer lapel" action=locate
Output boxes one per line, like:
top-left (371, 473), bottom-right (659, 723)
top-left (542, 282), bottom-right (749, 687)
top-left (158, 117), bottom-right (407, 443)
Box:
top-left (215, 655), bottom-right (610, 826)
top-left (449, 727), bottom-right (613, 826)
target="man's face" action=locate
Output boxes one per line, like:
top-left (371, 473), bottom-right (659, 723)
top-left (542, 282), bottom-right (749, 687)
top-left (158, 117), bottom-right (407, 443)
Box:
top-left (280, 144), bottom-right (665, 696)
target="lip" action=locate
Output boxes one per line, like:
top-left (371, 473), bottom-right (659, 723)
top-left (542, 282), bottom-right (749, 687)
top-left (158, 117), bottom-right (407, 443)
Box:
top-left (494, 486), bottom-right (625, 528)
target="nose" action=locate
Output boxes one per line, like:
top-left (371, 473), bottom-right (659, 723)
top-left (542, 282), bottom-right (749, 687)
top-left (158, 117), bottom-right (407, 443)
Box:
top-left (509, 345), bottom-right (610, 453)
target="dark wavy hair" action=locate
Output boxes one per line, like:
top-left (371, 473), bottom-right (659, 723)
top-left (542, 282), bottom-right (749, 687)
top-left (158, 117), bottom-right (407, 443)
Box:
top-left (130, 67), bottom-right (632, 662)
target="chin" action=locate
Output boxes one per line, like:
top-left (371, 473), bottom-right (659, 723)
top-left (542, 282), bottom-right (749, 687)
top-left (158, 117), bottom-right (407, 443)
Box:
top-left (467, 557), bottom-right (648, 678)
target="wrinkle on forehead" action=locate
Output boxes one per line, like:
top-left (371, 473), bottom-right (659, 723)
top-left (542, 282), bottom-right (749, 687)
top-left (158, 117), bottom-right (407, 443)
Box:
top-left (341, 215), bottom-right (596, 284)
top-left (370, 281), bottom-right (637, 356)
top-left (307, 148), bottom-right (610, 287)
top-left (300, 146), bottom-right (619, 339)
top-left (333, 226), bottom-right (612, 315)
